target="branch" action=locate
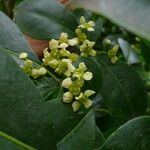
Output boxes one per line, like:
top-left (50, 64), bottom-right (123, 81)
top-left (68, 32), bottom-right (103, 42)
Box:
top-left (1, 0), bottom-right (15, 19)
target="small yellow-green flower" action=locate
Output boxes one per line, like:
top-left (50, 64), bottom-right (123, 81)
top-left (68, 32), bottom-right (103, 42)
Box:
top-left (78, 16), bottom-right (95, 32)
top-left (49, 39), bottom-right (59, 50)
top-left (31, 69), bottom-right (40, 79)
top-left (62, 78), bottom-right (73, 89)
top-left (63, 92), bottom-right (73, 103)
top-left (68, 38), bottom-right (78, 46)
top-left (19, 52), bottom-right (28, 59)
top-left (72, 101), bottom-right (81, 112)
top-left (59, 32), bottom-right (68, 43)
top-left (108, 44), bottom-right (119, 64)
top-left (38, 67), bottom-right (47, 75)
top-left (75, 90), bottom-right (95, 109)
top-left (80, 40), bottom-right (96, 57)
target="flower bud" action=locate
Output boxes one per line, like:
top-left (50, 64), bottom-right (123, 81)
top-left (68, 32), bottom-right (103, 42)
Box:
top-left (79, 62), bottom-right (87, 71)
top-left (38, 67), bottom-right (47, 75)
top-left (83, 71), bottom-right (93, 80)
top-left (19, 52), bottom-right (28, 59)
top-left (88, 21), bottom-right (95, 27)
top-left (90, 50), bottom-right (96, 56)
top-left (24, 60), bottom-right (33, 67)
top-left (63, 92), bottom-right (73, 103)
top-left (62, 78), bottom-right (72, 89)
top-left (58, 43), bottom-right (69, 49)
top-left (60, 49), bottom-right (70, 57)
top-left (111, 56), bottom-right (118, 64)
top-left (80, 16), bottom-right (86, 24)
top-left (104, 39), bottom-right (112, 45)
top-left (72, 101), bottom-right (80, 112)
top-left (48, 59), bottom-right (59, 69)
top-left (68, 38), bottom-right (78, 46)
top-left (31, 69), bottom-right (40, 79)
top-left (87, 27), bottom-right (94, 32)
top-left (49, 39), bottom-right (59, 50)
top-left (59, 33), bottom-right (68, 43)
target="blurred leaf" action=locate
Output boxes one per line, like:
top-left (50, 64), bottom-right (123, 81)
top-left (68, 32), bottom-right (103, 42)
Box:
top-left (95, 55), bottom-right (148, 121)
top-left (0, 131), bottom-right (36, 150)
top-left (118, 38), bottom-right (140, 65)
top-left (69, 0), bottom-right (150, 41)
top-left (99, 116), bottom-right (150, 150)
top-left (73, 8), bottom-right (92, 22)
top-left (14, 0), bottom-right (78, 39)
top-left (0, 47), bottom-right (57, 150)
top-left (0, 11), bottom-right (39, 63)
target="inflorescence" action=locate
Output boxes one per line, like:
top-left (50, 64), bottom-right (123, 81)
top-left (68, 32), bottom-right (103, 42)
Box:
top-left (19, 16), bottom-right (96, 112)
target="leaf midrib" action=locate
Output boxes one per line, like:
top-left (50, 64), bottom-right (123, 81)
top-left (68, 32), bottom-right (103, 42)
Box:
top-left (99, 59), bottom-right (135, 115)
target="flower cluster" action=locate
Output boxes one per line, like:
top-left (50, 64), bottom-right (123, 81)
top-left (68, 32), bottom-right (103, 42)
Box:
top-left (76, 16), bottom-right (96, 57)
top-left (108, 44), bottom-right (119, 64)
top-left (19, 16), bottom-right (96, 112)
top-left (42, 34), bottom-right (79, 77)
top-left (19, 52), bottom-right (47, 79)
top-left (62, 62), bottom-right (95, 112)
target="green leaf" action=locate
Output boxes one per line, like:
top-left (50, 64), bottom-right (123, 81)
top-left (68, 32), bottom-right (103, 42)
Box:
top-left (118, 38), bottom-right (140, 65)
top-left (94, 126), bottom-right (105, 149)
top-left (33, 77), bottom-right (62, 101)
top-left (95, 55), bottom-right (148, 121)
top-left (69, 0), bottom-right (150, 41)
top-left (0, 131), bottom-right (36, 150)
top-left (14, 0), bottom-right (78, 40)
top-left (0, 47), bottom-right (56, 150)
top-left (0, 11), bottom-right (39, 63)
top-left (99, 116), bottom-right (150, 150)
top-left (57, 110), bottom-right (95, 150)
top-left (46, 98), bottom-right (87, 144)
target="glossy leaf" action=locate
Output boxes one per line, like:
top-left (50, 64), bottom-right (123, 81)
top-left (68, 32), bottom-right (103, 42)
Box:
top-left (33, 77), bottom-right (62, 101)
top-left (0, 131), bottom-right (36, 150)
top-left (46, 98), bottom-right (91, 144)
top-left (99, 116), bottom-right (150, 150)
top-left (0, 11), bottom-right (39, 62)
top-left (57, 110), bottom-right (95, 150)
top-left (0, 47), bottom-right (56, 150)
top-left (95, 55), bottom-right (147, 121)
top-left (69, 0), bottom-right (150, 41)
top-left (14, 0), bottom-right (78, 39)
top-left (118, 38), bottom-right (140, 65)
top-left (94, 126), bottom-right (105, 149)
